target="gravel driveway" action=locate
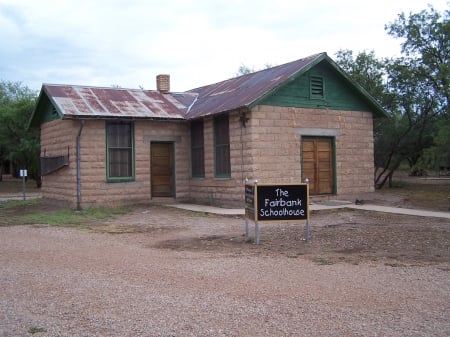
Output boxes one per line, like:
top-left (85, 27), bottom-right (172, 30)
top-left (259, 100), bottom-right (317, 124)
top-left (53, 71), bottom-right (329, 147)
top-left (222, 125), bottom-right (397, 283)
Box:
top-left (1, 205), bottom-right (449, 337)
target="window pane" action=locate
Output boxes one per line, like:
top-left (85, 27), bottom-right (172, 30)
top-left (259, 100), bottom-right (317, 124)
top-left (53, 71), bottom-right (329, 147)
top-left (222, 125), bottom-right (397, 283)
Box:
top-left (215, 115), bottom-right (229, 145)
top-left (109, 149), bottom-right (132, 177)
top-left (191, 120), bottom-right (204, 147)
top-left (191, 120), bottom-right (205, 177)
top-left (214, 115), bottom-right (230, 177)
top-left (107, 122), bottom-right (133, 179)
top-left (191, 147), bottom-right (204, 176)
top-left (215, 145), bottom-right (230, 176)
top-left (108, 123), bottom-right (131, 147)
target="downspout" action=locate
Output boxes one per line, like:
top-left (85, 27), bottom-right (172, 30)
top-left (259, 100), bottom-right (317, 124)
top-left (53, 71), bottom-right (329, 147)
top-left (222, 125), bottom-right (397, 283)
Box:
top-left (76, 120), bottom-right (85, 210)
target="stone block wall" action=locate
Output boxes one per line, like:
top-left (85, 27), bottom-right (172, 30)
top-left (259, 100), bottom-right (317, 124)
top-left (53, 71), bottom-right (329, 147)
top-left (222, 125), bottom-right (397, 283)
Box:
top-left (40, 105), bottom-right (375, 208)
top-left (40, 119), bottom-right (79, 206)
top-left (247, 105), bottom-right (375, 197)
top-left (189, 111), bottom-right (247, 206)
top-left (41, 119), bottom-right (190, 208)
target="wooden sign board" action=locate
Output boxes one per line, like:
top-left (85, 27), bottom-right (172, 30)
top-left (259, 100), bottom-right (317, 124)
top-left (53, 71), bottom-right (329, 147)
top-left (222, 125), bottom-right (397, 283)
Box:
top-left (245, 183), bottom-right (309, 222)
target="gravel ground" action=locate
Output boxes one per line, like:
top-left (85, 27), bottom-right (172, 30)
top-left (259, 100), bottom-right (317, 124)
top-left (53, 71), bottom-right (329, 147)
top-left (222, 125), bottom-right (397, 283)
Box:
top-left (0, 206), bottom-right (449, 337)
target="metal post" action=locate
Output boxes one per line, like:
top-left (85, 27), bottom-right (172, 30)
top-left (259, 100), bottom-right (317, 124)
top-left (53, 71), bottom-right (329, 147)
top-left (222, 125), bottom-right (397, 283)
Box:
top-left (255, 222), bottom-right (260, 245)
top-left (76, 120), bottom-right (85, 211)
top-left (245, 219), bottom-right (249, 240)
top-left (254, 179), bottom-right (259, 244)
top-left (22, 174), bottom-right (26, 201)
top-left (305, 177), bottom-right (310, 242)
top-left (305, 220), bottom-right (310, 242)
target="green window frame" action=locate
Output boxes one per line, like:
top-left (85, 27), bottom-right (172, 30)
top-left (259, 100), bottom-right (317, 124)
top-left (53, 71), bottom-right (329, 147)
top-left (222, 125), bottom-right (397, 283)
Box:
top-left (214, 114), bottom-right (231, 178)
top-left (310, 75), bottom-right (325, 99)
top-left (190, 120), bottom-right (205, 178)
top-left (106, 121), bottom-right (135, 182)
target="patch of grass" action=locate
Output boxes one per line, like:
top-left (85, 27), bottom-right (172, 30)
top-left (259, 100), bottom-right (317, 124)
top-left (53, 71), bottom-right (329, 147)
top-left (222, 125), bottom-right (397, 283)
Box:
top-left (0, 198), bottom-right (41, 209)
top-left (312, 256), bottom-right (335, 265)
top-left (0, 177), bottom-right (40, 193)
top-left (389, 179), bottom-right (408, 188)
top-left (385, 262), bottom-right (407, 268)
top-left (28, 326), bottom-right (46, 334)
top-left (378, 179), bottom-right (450, 211)
top-left (11, 205), bottom-right (132, 228)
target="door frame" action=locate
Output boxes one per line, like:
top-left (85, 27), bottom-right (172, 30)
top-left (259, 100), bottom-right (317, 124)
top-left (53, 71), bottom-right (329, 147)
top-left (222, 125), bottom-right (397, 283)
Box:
top-left (150, 141), bottom-right (175, 198)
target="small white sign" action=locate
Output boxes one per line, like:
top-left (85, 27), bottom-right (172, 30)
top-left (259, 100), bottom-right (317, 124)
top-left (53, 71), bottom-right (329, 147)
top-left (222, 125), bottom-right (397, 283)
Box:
top-left (20, 169), bottom-right (27, 177)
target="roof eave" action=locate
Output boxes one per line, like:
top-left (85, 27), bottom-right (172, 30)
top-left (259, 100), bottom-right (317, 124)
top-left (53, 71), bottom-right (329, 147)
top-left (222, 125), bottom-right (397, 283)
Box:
top-left (61, 114), bottom-right (186, 122)
top-left (28, 85), bottom-right (64, 129)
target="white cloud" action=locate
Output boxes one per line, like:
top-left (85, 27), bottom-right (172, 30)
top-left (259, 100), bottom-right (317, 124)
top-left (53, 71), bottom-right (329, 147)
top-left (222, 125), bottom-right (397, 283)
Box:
top-left (0, 0), bottom-right (448, 92)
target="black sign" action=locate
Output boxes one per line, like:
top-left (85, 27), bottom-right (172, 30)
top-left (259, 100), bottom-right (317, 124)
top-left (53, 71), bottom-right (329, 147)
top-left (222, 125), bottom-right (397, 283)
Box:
top-left (245, 184), bottom-right (308, 222)
top-left (245, 184), bottom-right (255, 221)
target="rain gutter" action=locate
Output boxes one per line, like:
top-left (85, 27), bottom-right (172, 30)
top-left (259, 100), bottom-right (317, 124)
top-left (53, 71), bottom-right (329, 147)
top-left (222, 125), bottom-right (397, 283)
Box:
top-left (76, 120), bottom-right (85, 210)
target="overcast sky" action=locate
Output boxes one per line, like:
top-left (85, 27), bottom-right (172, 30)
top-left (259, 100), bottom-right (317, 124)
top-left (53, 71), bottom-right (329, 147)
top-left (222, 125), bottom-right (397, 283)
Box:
top-left (0, 0), bottom-right (448, 93)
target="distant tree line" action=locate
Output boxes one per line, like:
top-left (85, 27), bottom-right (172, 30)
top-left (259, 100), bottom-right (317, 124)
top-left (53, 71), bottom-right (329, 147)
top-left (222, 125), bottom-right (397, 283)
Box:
top-left (0, 81), bottom-right (40, 185)
top-left (335, 5), bottom-right (449, 188)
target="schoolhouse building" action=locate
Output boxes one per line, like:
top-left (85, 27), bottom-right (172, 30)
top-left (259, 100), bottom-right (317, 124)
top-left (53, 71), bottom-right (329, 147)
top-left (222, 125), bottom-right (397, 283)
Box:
top-left (29, 52), bottom-right (387, 209)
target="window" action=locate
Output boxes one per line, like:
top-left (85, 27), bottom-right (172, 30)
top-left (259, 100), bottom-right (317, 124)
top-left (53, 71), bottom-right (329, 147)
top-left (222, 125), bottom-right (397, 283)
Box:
top-left (310, 75), bottom-right (325, 99)
top-left (106, 121), bottom-right (134, 181)
top-left (190, 120), bottom-right (205, 177)
top-left (214, 114), bottom-right (231, 177)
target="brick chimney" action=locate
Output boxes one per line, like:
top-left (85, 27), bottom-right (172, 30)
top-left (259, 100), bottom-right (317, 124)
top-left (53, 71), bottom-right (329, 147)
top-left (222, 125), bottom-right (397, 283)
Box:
top-left (156, 74), bottom-right (170, 93)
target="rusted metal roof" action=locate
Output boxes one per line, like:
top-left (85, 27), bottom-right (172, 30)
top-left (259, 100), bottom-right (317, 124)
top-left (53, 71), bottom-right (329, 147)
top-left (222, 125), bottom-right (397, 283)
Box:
top-left (185, 53), bottom-right (325, 119)
top-left (43, 84), bottom-right (198, 120)
top-left (31, 52), bottom-right (387, 125)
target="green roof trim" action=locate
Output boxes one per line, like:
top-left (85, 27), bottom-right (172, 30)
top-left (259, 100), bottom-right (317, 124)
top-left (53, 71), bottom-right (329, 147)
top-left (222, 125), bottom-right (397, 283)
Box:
top-left (28, 86), bottom-right (64, 129)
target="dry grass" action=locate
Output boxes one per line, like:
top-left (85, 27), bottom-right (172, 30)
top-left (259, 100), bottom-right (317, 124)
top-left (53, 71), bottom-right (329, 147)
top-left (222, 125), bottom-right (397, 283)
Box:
top-left (377, 176), bottom-right (450, 211)
top-left (0, 175), bottom-right (40, 194)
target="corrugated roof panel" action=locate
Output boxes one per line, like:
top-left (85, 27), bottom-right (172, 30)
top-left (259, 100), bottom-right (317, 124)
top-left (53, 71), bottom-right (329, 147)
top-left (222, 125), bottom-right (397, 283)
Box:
top-left (77, 87), bottom-right (106, 114)
top-left (30, 52), bottom-right (388, 127)
top-left (55, 98), bottom-right (83, 116)
top-left (43, 84), bottom-right (196, 119)
top-left (186, 53), bottom-right (325, 118)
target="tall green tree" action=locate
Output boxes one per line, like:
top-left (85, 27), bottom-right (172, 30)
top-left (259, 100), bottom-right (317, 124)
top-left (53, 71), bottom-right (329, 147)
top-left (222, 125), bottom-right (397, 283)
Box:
top-left (336, 5), bottom-right (449, 187)
top-left (386, 6), bottom-right (450, 173)
top-left (387, 5), bottom-right (450, 115)
top-left (385, 5), bottom-right (450, 175)
top-left (0, 81), bottom-right (40, 185)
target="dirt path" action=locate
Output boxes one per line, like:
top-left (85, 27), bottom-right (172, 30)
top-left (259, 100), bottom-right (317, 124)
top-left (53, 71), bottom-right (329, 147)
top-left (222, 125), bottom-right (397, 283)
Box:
top-left (1, 205), bottom-right (449, 337)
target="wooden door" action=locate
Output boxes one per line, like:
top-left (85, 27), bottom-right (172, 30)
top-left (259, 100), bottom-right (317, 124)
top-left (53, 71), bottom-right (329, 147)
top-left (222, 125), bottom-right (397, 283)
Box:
top-left (151, 143), bottom-right (174, 197)
top-left (301, 137), bottom-right (334, 195)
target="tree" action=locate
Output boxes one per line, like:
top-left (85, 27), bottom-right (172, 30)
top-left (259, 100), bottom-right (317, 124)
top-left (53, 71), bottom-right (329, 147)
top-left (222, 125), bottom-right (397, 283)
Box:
top-left (335, 5), bottom-right (449, 188)
top-left (0, 81), bottom-right (40, 186)
top-left (235, 63), bottom-right (274, 77)
top-left (387, 5), bottom-right (450, 175)
top-left (386, 5), bottom-right (450, 115)
top-left (334, 50), bottom-right (388, 101)
top-left (385, 5), bottom-right (449, 174)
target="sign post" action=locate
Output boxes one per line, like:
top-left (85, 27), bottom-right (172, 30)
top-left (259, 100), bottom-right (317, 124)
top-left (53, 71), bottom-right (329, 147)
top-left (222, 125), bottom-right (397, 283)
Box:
top-left (244, 180), bottom-right (257, 242)
top-left (20, 169), bottom-right (27, 201)
top-left (304, 178), bottom-right (310, 242)
top-left (244, 182), bottom-right (309, 244)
